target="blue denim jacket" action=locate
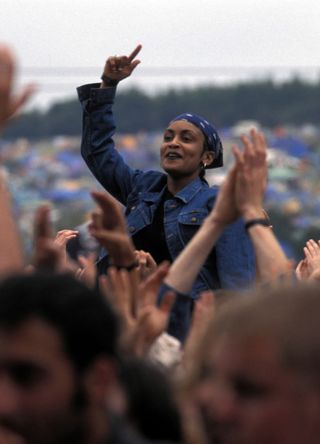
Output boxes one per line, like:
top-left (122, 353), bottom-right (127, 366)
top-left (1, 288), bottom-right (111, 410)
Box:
top-left (77, 84), bottom-right (255, 339)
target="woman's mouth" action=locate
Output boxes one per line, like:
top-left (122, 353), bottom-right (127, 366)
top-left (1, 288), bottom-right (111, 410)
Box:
top-left (166, 152), bottom-right (182, 160)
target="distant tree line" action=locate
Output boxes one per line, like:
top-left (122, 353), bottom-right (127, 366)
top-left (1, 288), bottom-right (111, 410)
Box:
top-left (3, 78), bottom-right (320, 139)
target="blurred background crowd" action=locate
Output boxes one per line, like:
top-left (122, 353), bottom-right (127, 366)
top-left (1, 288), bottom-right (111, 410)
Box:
top-left (1, 116), bottom-right (319, 261)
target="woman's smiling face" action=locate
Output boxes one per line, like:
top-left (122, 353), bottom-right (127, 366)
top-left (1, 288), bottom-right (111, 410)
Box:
top-left (160, 120), bottom-right (213, 181)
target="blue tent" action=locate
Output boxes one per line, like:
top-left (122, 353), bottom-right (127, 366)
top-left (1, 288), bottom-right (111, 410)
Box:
top-left (41, 188), bottom-right (89, 202)
top-left (269, 136), bottom-right (310, 159)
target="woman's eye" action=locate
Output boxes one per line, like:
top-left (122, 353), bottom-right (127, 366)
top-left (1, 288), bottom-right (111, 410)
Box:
top-left (163, 134), bottom-right (172, 141)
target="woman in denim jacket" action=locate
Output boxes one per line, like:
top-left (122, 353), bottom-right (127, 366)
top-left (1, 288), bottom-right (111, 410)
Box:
top-left (77, 45), bottom-right (255, 339)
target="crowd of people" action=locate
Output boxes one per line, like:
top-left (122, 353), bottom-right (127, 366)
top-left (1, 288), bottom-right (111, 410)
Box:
top-left (1, 42), bottom-right (320, 444)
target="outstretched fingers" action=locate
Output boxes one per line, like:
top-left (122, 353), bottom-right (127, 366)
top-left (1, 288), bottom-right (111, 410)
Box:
top-left (305, 239), bottom-right (320, 259)
top-left (239, 129), bottom-right (267, 168)
top-left (91, 190), bottom-right (126, 231)
top-left (139, 261), bottom-right (170, 307)
top-left (0, 45), bottom-right (36, 125)
top-left (128, 44), bottom-right (142, 62)
top-left (33, 204), bottom-right (52, 240)
top-left (232, 143), bottom-right (244, 167)
top-left (240, 132), bottom-right (254, 159)
top-left (91, 189), bottom-right (118, 212)
top-left (103, 44), bottom-right (142, 83)
top-left (54, 229), bottom-right (78, 247)
top-left (252, 129), bottom-right (267, 165)
top-left (9, 83), bottom-right (37, 118)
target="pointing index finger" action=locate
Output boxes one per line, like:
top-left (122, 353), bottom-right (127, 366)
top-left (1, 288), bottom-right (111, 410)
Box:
top-left (128, 44), bottom-right (142, 62)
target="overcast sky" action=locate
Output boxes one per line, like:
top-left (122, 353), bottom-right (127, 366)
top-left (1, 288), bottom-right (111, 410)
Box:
top-left (2, 0), bottom-right (320, 108)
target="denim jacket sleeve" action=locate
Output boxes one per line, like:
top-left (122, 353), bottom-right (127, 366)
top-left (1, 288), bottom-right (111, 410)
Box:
top-left (215, 218), bottom-right (256, 289)
top-left (77, 83), bottom-right (144, 205)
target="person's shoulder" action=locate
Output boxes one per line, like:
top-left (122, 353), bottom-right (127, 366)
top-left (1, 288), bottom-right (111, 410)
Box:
top-left (201, 183), bottom-right (220, 206)
top-left (207, 183), bottom-right (220, 194)
top-left (134, 170), bottom-right (167, 190)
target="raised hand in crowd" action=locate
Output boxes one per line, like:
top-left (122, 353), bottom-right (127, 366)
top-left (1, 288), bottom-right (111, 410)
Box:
top-left (100, 262), bottom-right (175, 356)
top-left (136, 262), bottom-right (175, 351)
top-left (0, 169), bottom-right (24, 277)
top-left (75, 252), bottom-right (97, 288)
top-left (32, 204), bottom-right (64, 272)
top-left (89, 189), bottom-right (175, 354)
top-left (233, 129), bottom-right (292, 282)
top-left (134, 249), bottom-right (157, 281)
top-left (54, 228), bottom-right (78, 264)
top-left (89, 190), bottom-right (137, 267)
top-left (100, 44), bottom-right (142, 87)
top-left (0, 43), bottom-right (35, 129)
top-left (296, 239), bottom-right (320, 281)
top-left (32, 205), bottom-right (78, 274)
top-left (99, 265), bottom-right (139, 336)
top-left (295, 258), bottom-right (309, 281)
top-left (232, 130), bottom-right (267, 219)
top-left (0, 44), bottom-right (34, 277)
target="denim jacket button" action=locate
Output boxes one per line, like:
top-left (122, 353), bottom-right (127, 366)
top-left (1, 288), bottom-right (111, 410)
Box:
top-left (191, 217), bottom-right (197, 223)
top-left (129, 226), bottom-right (136, 233)
top-left (131, 206), bottom-right (136, 210)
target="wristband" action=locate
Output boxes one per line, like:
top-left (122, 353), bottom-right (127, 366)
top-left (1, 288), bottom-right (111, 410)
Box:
top-left (244, 218), bottom-right (271, 231)
top-left (100, 74), bottom-right (119, 87)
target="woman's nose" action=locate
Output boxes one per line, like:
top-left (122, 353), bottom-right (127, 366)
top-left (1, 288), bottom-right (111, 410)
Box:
top-left (169, 135), bottom-right (180, 147)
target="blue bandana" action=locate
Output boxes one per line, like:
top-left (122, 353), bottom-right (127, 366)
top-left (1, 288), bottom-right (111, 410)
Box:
top-left (171, 113), bottom-right (223, 168)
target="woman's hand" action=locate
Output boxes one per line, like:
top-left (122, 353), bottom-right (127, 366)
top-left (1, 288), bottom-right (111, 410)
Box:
top-left (101, 44), bottom-right (142, 86)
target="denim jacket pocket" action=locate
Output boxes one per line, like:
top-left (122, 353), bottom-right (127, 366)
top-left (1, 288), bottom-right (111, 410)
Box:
top-left (178, 208), bottom-right (209, 243)
top-left (125, 195), bottom-right (140, 216)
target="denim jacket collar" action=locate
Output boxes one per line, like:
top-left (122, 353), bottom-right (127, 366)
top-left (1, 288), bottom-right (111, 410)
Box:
top-left (140, 177), bottom-right (208, 204)
top-left (140, 187), bottom-right (167, 204)
top-left (175, 177), bottom-right (208, 204)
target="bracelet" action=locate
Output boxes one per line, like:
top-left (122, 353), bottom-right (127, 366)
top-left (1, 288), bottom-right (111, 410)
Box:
top-left (244, 218), bottom-right (271, 231)
top-left (100, 73), bottom-right (119, 87)
top-left (113, 261), bottom-right (139, 271)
